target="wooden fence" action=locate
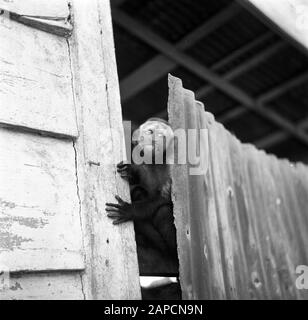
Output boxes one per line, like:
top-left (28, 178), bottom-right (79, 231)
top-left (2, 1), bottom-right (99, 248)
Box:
top-left (168, 74), bottom-right (308, 299)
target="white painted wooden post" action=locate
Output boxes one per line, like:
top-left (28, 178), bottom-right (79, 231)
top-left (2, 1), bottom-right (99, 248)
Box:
top-left (68, 0), bottom-right (141, 299)
top-left (0, 0), bottom-right (140, 299)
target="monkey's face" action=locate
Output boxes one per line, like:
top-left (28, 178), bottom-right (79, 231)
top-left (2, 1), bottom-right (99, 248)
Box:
top-left (132, 119), bottom-right (174, 163)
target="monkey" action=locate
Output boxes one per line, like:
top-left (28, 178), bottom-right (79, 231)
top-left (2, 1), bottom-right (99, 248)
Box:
top-left (105, 118), bottom-right (178, 259)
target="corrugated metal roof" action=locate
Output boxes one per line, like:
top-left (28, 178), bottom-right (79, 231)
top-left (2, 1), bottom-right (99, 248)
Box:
top-left (121, 0), bottom-right (230, 43)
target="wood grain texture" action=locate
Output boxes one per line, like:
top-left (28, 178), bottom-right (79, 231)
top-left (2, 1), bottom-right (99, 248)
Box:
top-left (0, 15), bottom-right (77, 138)
top-left (0, 0), bottom-right (70, 17)
top-left (0, 128), bottom-right (84, 272)
top-left (9, 14), bottom-right (73, 38)
top-left (0, 0), bottom-right (72, 37)
top-left (67, 0), bottom-right (140, 300)
top-left (0, 272), bottom-right (84, 300)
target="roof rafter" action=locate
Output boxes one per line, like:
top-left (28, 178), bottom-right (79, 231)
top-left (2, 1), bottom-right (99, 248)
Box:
top-left (119, 3), bottom-right (240, 102)
top-left (111, 0), bottom-right (126, 7)
top-left (256, 117), bottom-right (308, 149)
top-left (219, 71), bottom-right (308, 124)
top-left (113, 8), bottom-right (308, 147)
top-left (195, 39), bottom-right (286, 99)
top-left (153, 31), bottom-right (274, 120)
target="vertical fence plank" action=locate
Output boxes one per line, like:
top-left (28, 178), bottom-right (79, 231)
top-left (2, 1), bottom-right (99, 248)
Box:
top-left (199, 109), bottom-right (227, 299)
top-left (266, 155), bottom-right (300, 299)
top-left (68, 0), bottom-right (140, 299)
top-left (255, 153), bottom-right (289, 299)
top-left (208, 121), bottom-right (238, 299)
top-left (241, 147), bottom-right (270, 299)
top-left (168, 74), bottom-right (308, 300)
top-left (168, 75), bottom-right (194, 300)
top-left (225, 134), bottom-right (250, 299)
top-left (184, 90), bottom-right (211, 299)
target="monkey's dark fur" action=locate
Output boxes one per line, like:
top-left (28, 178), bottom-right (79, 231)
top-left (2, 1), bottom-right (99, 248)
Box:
top-left (106, 118), bottom-right (178, 261)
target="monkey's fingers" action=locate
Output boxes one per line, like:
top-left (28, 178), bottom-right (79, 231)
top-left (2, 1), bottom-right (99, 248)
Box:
top-left (107, 212), bottom-right (125, 218)
top-left (115, 195), bottom-right (126, 205)
top-left (118, 173), bottom-right (131, 180)
top-left (117, 165), bottom-right (128, 172)
top-left (117, 161), bottom-right (128, 169)
top-left (112, 218), bottom-right (129, 225)
top-left (105, 203), bottom-right (122, 209)
top-left (107, 211), bottom-right (130, 224)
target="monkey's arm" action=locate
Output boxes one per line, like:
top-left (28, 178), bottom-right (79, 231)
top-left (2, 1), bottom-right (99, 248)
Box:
top-left (106, 195), bottom-right (170, 224)
top-left (117, 161), bottom-right (140, 185)
top-left (106, 197), bottom-right (177, 257)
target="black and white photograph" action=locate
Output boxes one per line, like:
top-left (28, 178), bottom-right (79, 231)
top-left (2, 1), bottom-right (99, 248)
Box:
top-left (1, 0), bottom-right (308, 305)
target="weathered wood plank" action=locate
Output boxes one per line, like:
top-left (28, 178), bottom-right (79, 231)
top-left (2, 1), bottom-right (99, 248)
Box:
top-left (68, 0), bottom-right (140, 300)
top-left (0, 272), bottom-right (84, 300)
top-left (0, 15), bottom-right (77, 138)
top-left (266, 155), bottom-right (299, 299)
top-left (224, 133), bottom-right (250, 299)
top-left (0, 0), bottom-right (72, 37)
top-left (168, 75), bottom-right (308, 300)
top-left (293, 163), bottom-right (308, 299)
top-left (185, 91), bottom-right (213, 299)
top-left (194, 107), bottom-right (217, 299)
top-left (9, 14), bottom-right (73, 38)
top-left (0, 128), bottom-right (84, 272)
top-left (208, 120), bottom-right (238, 299)
top-left (239, 147), bottom-right (270, 299)
top-left (254, 153), bottom-right (287, 299)
top-left (167, 75), bottom-right (194, 299)
top-left (168, 75), bottom-right (226, 299)
top-left (229, 141), bottom-right (260, 299)
top-left (0, 0), bottom-right (69, 17)
top-left (201, 115), bottom-right (227, 300)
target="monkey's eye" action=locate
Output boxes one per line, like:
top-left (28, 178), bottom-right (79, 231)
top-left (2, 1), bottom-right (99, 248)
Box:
top-left (146, 129), bottom-right (154, 135)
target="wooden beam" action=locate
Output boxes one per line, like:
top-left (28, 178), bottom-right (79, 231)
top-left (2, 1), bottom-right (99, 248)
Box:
top-left (68, 0), bottom-right (140, 299)
top-left (113, 8), bottom-right (308, 147)
top-left (0, 0), bottom-right (69, 17)
top-left (0, 0), bottom-right (72, 37)
top-left (217, 107), bottom-right (246, 123)
top-left (111, 0), bottom-right (126, 7)
top-left (257, 71), bottom-right (308, 103)
top-left (196, 39), bottom-right (286, 99)
top-left (218, 71), bottom-right (308, 124)
top-left (10, 13), bottom-right (72, 37)
top-left (256, 118), bottom-right (308, 149)
top-left (207, 32), bottom-right (273, 72)
top-left (119, 4), bottom-right (240, 102)
top-left (113, 9), bottom-right (255, 106)
top-left (153, 32), bottom-right (274, 120)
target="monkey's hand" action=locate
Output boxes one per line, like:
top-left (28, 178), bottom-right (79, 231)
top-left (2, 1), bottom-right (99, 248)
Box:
top-left (117, 161), bottom-right (135, 182)
top-left (106, 195), bottom-right (134, 225)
